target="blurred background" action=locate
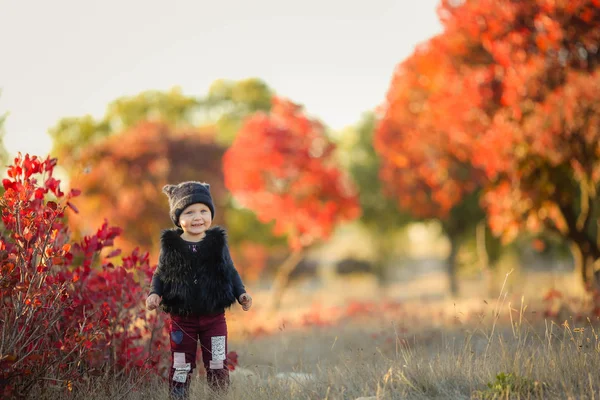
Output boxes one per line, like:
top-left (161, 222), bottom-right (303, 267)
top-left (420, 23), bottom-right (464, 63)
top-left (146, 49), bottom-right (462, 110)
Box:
top-left (1, 0), bottom-right (598, 330)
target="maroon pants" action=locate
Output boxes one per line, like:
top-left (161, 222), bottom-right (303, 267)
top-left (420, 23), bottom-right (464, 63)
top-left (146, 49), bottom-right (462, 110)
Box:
top-left (168, 312), bottom-right (229, 398)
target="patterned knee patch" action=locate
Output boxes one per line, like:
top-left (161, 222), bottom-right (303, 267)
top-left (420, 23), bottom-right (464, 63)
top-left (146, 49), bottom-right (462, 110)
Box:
top-left (172, 352), bottom-right (191, 382)
top-left (209, 336), bottom-right (226, 369)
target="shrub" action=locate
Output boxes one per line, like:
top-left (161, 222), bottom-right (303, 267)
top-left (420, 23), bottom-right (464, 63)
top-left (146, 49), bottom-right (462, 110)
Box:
top-left (0, 154), bottom-right (169, 398)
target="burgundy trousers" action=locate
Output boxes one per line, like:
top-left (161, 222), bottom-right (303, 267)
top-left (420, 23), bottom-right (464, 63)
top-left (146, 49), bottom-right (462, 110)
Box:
top-left (168, 312), bottom-right (229, 398)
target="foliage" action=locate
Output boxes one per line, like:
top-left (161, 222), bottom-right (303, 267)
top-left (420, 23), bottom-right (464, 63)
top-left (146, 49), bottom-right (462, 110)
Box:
top-left (339, 112), bottom-right (413, 232)
top-left (67, 121), bottom-right (226, 255)
top-left (49, 79), bottom-right (273, 166)
top-left (48, 88), bottom-right (199, 166)
top-left (0, 153), bottom-right (168, 398)
top-left (336, 112), bottom-right (414, 282)
top-left (375, 32), bottom-right (488, 221)
top-left (374, 39), bottom-right (489, 293)
top-left (105, 87), bottom-right (200, 131)
top-left (378, 0), bottom-right (600, 287)
top-left (223, 96), bottom-right (360, 251)
top-left (204, 78), bottom-right (286, 281)
top-left (476, 372), bottom-right (542, 399)
top-left (374, 23), bottom-right (489, 240)
top-left (48, 81), bottom-right (283, 277)
top-left (441, 0), bottom-right (600, 286)
top-left (204, 78), bottom-right (273, 145)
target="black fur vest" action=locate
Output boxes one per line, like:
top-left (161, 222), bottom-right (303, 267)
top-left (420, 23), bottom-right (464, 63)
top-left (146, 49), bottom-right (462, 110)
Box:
top-left (155, 227), bottom-right (240, 316)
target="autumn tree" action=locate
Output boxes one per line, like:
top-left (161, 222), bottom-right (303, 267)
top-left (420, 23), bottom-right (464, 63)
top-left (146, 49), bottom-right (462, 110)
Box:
top-left (49, 87), bottom-right (199, 167)
top-left (375, 34), bottom-right (491, 296)
top-left (68, 122), bottom-right (226, 257)
top-left (223, 97), bottom-right (360, 308)
top-left (439, 0), bottom-right (600, 288)
top-left (378, 0), bottom-right (600, 290)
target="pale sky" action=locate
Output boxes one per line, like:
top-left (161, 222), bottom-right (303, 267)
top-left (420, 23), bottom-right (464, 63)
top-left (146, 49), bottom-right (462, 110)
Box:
top-left (0, 0), bottom-right (442, 158)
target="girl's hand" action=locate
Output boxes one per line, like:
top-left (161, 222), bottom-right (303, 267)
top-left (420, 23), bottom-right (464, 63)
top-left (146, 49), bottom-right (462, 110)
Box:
top-left (146, 294), bottom-right (162, 311)
top-left (239, 293), bottom-right (252, 311)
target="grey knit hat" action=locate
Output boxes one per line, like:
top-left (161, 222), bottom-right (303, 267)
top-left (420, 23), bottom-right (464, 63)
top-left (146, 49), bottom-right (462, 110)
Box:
top-left (162, 181), bottom-right (215, 227)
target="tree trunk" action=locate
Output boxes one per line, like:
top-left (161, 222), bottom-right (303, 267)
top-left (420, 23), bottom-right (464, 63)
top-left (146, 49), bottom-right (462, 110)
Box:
top-left (569, 241), bottom-right (600, 291)
top-left (269, 249), bottom-right (305, 311)
top-left (447, 235), bottom-right (460, 298)
top-left (558, 200), bottom-right (600, 291)
top-left (476, 221), bottom-right (494, 297)
top-left (373, 231), bottom-right (395, 287)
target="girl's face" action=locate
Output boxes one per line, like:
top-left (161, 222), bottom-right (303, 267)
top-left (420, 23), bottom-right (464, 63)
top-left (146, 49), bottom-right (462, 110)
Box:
top-left (179, 203), bottom-right (212, 238)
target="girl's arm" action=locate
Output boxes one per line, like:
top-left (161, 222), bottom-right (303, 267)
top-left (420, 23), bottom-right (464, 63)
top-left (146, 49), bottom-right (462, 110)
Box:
top-left (149, 271), bottom-right (164, 297)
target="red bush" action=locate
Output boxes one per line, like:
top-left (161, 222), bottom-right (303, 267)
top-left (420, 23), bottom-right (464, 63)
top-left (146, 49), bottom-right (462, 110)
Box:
top-left (0, 154), bottom-right (169, 398)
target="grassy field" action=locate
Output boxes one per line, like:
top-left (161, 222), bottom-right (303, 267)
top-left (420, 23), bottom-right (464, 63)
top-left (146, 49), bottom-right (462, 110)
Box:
top-left (38, 271), bottom-right (600, 399)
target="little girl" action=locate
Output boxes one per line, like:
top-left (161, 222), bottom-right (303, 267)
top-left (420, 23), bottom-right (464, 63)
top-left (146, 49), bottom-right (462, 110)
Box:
top-left (146, 181), bottom-right (252, 399)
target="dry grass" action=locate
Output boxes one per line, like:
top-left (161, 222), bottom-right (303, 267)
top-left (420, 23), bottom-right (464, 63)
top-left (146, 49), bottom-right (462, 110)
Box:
top-left (31, 271), bottom-right (600, 400)
top-left (40, 312), bottom-right (600, 400)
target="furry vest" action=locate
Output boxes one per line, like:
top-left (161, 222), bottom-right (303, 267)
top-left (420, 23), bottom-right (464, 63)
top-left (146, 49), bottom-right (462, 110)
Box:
top-left (156, 227), bottom-right (238, 316)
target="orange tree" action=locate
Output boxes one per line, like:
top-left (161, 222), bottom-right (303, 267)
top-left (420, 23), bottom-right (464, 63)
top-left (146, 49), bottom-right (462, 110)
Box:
top-left (375, 33), bottom-right (491, 296)
top-left (377, 0), bottom-right (600, 289)
top-left (223, 97), bottom-right (360, 308)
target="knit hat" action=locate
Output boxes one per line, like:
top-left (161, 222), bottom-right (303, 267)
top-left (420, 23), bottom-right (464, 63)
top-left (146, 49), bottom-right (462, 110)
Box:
top-left (162, 181), bottom-right (215, 227)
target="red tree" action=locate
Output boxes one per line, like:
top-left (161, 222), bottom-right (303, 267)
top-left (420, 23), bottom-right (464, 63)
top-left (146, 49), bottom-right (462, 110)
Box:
top-left (223, 97), bottom-right (360, 307)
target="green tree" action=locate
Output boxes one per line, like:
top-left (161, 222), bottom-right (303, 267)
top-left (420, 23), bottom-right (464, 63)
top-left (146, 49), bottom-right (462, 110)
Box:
top-left (49, 87), bottom-right (199, 165)
top-left (337, 112), bottom-right (413, 284)
top-left (204, 78), bottom-right (273, 145)
top-left (105, 87), bottom-right (200, 131)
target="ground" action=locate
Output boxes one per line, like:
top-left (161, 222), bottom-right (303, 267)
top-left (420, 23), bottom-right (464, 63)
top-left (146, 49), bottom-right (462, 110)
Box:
top-left (48, 269), bottom-right (600, 399)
